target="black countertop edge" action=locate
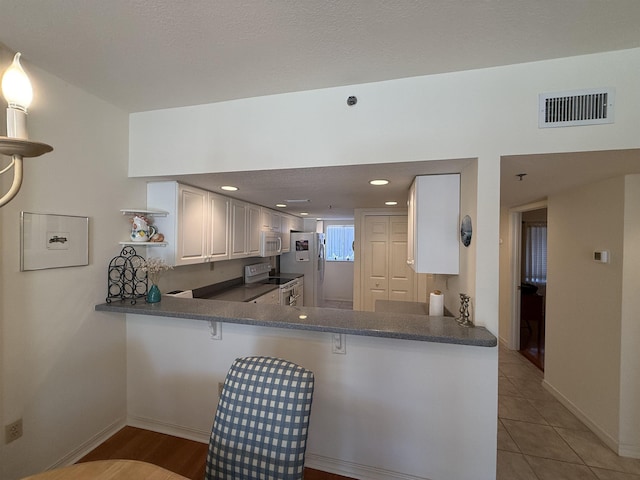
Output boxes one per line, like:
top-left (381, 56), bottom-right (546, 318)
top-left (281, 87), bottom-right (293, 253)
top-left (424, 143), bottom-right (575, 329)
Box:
top-left (95, 297), bottom-right (497, 347)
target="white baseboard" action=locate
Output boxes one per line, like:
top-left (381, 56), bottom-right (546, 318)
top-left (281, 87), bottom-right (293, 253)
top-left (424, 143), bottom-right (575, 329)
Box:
top-left (541, 380), bottom-right (630, 456)
top-left (49, 417), bottom-right (127, 469)
top-left (305, 453), bottom-right (430, 480)
top-left (128, 416), bottom-right (431, 479)
top-left (127, 414), bottom-right (210, 444)
top-left (619, 443), bottom-right (640, 459)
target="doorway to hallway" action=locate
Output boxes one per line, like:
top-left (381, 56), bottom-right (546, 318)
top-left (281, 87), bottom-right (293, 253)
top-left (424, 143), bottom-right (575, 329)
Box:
top-left (518, 208), bottom-right (547, 370)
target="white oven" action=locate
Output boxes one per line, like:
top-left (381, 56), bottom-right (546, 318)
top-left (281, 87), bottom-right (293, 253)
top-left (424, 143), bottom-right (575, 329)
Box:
top-left (245, 263), bottom-right (303, 307)
top-left (280, 278), bottom-right (303, 307)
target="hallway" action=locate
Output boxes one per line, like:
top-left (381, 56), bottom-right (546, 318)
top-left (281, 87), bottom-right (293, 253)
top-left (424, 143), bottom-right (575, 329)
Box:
top-left (498, 344), bottom-right (640, 479)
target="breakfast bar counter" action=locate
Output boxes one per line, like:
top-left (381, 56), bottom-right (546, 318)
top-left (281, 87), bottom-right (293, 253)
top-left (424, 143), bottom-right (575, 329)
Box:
top-left (95, 296), bottom-right (496, 347)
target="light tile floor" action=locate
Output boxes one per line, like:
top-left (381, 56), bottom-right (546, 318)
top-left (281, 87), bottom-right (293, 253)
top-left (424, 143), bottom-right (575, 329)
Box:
top-left (497, 343), bottom-right (640, 480)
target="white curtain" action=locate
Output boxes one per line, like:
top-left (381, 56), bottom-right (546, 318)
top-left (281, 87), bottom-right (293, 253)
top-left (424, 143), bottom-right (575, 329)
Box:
top-left (326, 225), bottom-right (354, 261)
top-left (524, 222), bottom-right (547, 285)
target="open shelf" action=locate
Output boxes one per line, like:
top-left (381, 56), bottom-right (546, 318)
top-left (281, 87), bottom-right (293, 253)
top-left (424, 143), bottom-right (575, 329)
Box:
top-left (119, 241), bottom-right (167, 247)
top-left (121, 209), bottom-right (168, 217)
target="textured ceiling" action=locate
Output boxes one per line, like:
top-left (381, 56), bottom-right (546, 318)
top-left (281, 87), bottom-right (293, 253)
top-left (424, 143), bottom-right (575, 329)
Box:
top-left (1, 1), bottom-right (639, 216)
top-left (0, 1), bottom-right (639, 113)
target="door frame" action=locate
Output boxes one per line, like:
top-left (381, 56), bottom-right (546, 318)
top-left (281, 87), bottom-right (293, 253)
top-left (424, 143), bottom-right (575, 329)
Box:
top-left (508, 200), bottom-right (547, 350)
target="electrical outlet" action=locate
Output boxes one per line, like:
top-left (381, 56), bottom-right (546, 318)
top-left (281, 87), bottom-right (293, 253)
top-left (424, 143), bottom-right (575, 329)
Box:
top-left (332, 333), bottom-right (347, 354)
top-left (5, 419), bottom-right (23, 444)
top-left (218, 382), bottom-right (224, 397)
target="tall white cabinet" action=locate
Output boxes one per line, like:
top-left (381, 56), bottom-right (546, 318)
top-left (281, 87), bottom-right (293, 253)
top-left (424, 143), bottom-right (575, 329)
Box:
top-left (407, 174), bottom-right (460, 274)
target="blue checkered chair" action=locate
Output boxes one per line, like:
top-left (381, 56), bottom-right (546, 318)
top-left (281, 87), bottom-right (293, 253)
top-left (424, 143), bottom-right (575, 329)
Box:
top-left (205, 356), bottom-right (315, 480)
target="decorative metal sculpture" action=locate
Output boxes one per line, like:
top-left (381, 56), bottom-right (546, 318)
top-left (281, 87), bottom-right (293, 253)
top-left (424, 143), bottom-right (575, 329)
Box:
top-left (106, 246), bottom-right (147, 304)
top-left (456, 293), bottom-right (473, 327)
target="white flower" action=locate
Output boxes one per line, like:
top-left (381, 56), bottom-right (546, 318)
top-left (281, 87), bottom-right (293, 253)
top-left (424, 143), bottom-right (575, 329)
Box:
top-left (140, 257), bottom-right (173, 284)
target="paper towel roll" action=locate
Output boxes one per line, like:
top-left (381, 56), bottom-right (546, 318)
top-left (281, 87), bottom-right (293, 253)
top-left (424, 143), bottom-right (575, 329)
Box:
top-left (429, 291), bottom-right (444, 316)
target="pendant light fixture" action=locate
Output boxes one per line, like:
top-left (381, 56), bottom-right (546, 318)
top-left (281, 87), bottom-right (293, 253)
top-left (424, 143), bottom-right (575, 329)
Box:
top-left (0, 52), bottom-right (52, 207)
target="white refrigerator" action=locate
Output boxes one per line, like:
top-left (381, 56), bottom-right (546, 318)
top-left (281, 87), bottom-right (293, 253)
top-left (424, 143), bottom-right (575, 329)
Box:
top-left (280, 232), bottom-right (325, 307)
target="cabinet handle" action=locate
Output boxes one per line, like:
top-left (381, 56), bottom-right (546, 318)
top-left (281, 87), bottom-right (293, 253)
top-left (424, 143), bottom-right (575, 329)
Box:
top-left (407, 259), bottom-right (414, 265)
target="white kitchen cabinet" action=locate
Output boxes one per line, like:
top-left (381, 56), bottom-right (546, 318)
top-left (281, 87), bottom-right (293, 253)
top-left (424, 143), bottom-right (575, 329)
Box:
top-left (147, 181), bottom-right (230, 266)
top-left (407, 174), bottom-right (460, 274)
top-left (289, 215), bottom-right (304, 232)
top-left (207, 192), bottom-right (230, 261)
top-left (280, 214), bottom-right (291, 253)
top-left (230, 200), bottom-right (261, 259)
top-left (251, 289), bottom-right (279, 305)
top-left (247, 204), bottom-right (261, 255)
top-left (260, 208), bottom-right (281, 232)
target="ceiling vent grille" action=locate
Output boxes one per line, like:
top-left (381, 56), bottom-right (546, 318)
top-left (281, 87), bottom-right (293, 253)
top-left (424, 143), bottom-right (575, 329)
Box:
top-left (539, 87), bottom-right (615, 128)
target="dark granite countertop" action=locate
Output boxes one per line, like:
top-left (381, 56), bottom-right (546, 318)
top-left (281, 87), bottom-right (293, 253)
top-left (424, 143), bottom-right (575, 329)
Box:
top-left (95, 297), bottom-right (496, 347)
top-left (202, 283), bottom-right (278, 302)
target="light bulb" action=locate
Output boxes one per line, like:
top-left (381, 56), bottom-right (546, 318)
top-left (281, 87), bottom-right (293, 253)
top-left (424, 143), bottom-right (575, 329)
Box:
top-left (2, 53), bottom-right (33, 111)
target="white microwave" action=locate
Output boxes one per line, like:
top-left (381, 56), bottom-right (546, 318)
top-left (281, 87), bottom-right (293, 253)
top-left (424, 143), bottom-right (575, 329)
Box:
top-left (259, 231), bottom-right (283, 257)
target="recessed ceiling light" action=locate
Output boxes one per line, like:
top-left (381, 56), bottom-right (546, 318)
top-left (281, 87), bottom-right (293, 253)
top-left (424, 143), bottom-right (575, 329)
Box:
top-left (385, 201), bottom-right (398, 206)
top-left (300, 212), bottom-right (309, 216)
top-left (275, 204), bottom-right (287, 208)
top-left (369, 179), bottom-right (389, 186)
top-left (221, 185), bottom-right (238, 191)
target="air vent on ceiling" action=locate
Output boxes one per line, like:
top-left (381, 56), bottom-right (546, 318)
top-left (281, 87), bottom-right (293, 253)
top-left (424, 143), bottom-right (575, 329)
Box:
top-left (539, 87), bottom-right (615, 128)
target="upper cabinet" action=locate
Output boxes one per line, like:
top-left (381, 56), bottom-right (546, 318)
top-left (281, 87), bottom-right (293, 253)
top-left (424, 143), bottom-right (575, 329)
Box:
top-left (147, 181), bottom-right (230, 266)
top-left (260, 208), bottom-right (281, 232)
top-left (407, 174), bottom-right (460, 274)
top-left (280, 214), bottom-right (291, 253)
top-left (147, 181), bottom-right (301, 265)
top-left (230, 200), bottom-right (261, 259)
top-left (207, 192), bottom-right (231, 261)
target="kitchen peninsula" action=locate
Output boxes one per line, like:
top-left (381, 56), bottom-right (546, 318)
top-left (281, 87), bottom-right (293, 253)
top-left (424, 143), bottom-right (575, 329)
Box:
top-left (95, 297), bottom-right (496, 347)
top-left (96, 298), bottom-right (497, 480)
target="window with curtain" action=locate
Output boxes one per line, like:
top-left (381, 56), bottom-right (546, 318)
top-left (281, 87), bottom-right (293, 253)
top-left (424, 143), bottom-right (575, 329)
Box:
top-left (524, 222), bottom-right (547, 285)
top-left (325, 225), bottom-right (355, 261)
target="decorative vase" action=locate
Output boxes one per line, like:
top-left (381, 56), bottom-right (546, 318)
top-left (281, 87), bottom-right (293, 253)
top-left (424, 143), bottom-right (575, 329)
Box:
top-left (147, 284), bottom-right (161, 303)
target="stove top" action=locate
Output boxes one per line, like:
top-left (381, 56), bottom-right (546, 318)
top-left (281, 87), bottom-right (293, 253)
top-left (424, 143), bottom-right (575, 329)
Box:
top-left (264, 277), bottom-right (295, 286)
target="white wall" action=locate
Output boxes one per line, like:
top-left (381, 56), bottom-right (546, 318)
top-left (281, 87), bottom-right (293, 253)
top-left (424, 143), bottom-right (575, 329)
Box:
top-left (130, 47), bottom-right (640, 335)
top-left (126, 314), bottom-right (498, 480)
top-left (0, 46), bottom-right (145, 479)
top-left (619, 174), bottom-right (640, 456)
top-left (545, 176), bottom-right (625, 451)
top-left (1, 45), bottom-right (637, 479)
top-left (127, 48), bottom-right (640, 477)
top-left (498, 206), bottom-right (513, 344)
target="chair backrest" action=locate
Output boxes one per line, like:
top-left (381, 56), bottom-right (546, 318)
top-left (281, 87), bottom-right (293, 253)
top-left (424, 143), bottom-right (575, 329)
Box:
top-left (205, 356), bottom-right (315, 480)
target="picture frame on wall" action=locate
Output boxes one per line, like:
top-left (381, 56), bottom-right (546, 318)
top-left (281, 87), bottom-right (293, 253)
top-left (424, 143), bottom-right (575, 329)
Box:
top-left (20, 212), bottom-right (89, 271)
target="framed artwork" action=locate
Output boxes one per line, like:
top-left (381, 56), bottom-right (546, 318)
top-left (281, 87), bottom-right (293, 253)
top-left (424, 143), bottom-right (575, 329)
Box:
top-left (21, 212), bottom-right (89, 271)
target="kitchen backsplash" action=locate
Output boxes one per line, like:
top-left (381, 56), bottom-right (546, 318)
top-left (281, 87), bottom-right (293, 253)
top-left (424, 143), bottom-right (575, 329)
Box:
top-left (155, 256), bottom-right (276, 293)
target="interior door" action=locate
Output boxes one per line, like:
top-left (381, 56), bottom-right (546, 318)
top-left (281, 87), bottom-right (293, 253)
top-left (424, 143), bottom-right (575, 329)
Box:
top-left (363, 216), bottom-right (389, 311)
top-left (388, 215), bottom-right (415, 302)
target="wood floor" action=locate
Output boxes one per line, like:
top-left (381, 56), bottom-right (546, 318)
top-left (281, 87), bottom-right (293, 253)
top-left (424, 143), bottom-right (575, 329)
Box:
top-left (78, 426), bottom-right (353, 480)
